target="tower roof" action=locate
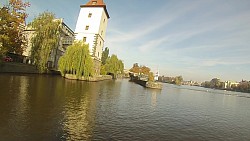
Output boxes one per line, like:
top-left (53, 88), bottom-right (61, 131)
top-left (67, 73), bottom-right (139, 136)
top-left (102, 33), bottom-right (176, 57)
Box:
top-left (81, 0), bottom-right (110, 19)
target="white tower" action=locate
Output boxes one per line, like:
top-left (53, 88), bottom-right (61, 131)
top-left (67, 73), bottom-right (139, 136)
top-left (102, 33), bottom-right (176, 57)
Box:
top-left (75, 0), bottom-right (110, 75)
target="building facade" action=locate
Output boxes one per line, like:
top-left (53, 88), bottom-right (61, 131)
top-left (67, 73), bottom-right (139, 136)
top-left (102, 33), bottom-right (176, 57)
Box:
top-left (75, 0), bottom-right (110, 75)
top-left (223, 81), bottom-right (239, 89)
top-left (48, 19), bottom-right (75, 69)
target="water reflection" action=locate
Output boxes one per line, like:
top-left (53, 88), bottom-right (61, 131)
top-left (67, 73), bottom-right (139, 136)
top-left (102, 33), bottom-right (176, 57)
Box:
top-left (61, 80), bottom-right (99, 140)
top-left (5, 75), bottom-right (30, 139)
top-left (148, 89), bottom-right (161, 109)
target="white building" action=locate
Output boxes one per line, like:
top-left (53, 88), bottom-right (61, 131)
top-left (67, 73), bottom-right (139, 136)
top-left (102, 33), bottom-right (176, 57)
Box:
top-left (154, 70), bottom-right (159, 81)
top-left (75, 0), bottom-right (110, 75)
top-left (223, 81), bottom-right (239, 89)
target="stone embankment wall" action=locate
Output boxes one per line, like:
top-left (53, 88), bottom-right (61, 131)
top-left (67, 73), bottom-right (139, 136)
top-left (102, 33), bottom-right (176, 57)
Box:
top-left (0, 62), bottom-right (39, 73)
top-left (64, 74), bottom-right (112, 81)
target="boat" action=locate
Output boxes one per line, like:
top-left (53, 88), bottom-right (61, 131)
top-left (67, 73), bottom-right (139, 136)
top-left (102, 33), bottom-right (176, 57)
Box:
top-left (129, 73), bottom-right (162, 89)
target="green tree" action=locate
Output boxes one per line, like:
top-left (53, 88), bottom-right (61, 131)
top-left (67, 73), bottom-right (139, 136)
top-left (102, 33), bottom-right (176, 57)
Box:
top-left (202, 81), bottom-right (211, 88)
top-left (0, 7), bottom-right (10, 57)
top-left (29, 12), bottom-right (60, 73)
top-left (58, 41), bottom-right (93, 79)
top-left (101, 47), bottom-right (109, 65)
top-left (104, 54), bottom-right (124, 77)
top-left (210, 78), bottom-right (221, 88)
top-left (148, 72), bottom-right (154, 82)
top-left (0, 0), bottom-right (30, 57)
top-left (174, 76), bottom-right (183, 85)
top-left (100, 64), bottom-right (107, 75)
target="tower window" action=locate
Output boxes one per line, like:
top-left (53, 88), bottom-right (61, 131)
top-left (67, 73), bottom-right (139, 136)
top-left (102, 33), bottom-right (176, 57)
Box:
top-left (100, 41), bottom-right (101, 46)
top-left (85, 25), bottom-right (89, 30)
top-left (88, 13), bottom-right (92, 18)
top-left (101, 30), bottom-right (103, 35)
top-left (92, 1), bottom-right (97, 5)
top-left (103, 19), bottom-right (105, 23)
top-left (83, 37), bottom-right (87, 42)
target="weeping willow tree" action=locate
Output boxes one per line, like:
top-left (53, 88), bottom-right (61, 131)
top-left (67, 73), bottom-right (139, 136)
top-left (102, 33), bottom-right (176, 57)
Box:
top-left (28, 12), bottom-right (61, 73)
top-left (58, 41), bottom-right (93, 79)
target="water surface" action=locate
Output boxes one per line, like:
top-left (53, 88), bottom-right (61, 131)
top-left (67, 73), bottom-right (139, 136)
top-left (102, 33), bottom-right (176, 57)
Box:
top-left (0, 74), bottom-right (249, 140)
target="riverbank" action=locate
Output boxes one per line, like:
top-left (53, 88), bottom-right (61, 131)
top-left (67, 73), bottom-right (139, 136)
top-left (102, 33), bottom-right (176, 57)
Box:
top-left (0, 62), bottom-right (39, 74)
top-left (64, 74), bottom-right (112, 82)
top-left (0, 62), bottom-right (113, 82)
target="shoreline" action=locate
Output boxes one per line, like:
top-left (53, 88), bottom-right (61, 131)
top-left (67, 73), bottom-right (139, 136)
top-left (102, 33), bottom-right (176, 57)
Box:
top-left (0, 62), bottom-right (113, 82)
top-left (63, 74), bottom-right (112, 82)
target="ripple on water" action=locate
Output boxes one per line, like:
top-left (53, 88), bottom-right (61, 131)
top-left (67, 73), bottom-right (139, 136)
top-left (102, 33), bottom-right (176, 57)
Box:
top-left (0, 76), bottom-right (250, 141)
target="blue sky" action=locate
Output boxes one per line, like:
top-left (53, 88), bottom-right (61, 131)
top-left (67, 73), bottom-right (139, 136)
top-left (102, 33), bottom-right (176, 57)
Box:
top-left (1, 0), bottom-right (250, 81)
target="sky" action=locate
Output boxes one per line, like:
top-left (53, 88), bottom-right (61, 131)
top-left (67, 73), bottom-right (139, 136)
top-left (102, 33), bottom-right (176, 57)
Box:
top-left (1, 0), bottom-right (250, 82)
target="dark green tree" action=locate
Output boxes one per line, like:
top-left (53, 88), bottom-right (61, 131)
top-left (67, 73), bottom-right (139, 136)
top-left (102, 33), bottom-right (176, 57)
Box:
top-left (101, 47), bottom-right (109, 65)
top-left (202, 81), bottom-right (211, 88)
top-left (210, 78), bottom-right (221, 88)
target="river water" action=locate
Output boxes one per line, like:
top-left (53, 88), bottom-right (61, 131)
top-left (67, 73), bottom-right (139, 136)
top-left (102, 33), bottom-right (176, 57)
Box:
top-left (0, 74), bottom-right (250, 141)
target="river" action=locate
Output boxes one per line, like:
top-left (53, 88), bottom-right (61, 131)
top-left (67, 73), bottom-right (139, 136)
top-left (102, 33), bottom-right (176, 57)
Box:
top-left (0, 74), bottom-right (249, 141)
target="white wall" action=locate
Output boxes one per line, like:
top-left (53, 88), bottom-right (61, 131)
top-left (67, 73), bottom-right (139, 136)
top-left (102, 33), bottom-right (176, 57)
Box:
top-left (75, 7), bottom-right (108, 61)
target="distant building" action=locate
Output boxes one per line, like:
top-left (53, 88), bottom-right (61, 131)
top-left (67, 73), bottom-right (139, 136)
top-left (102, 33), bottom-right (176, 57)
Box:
top-left (223, 81), bottom-right (239, 89)
top-left (154, 70), bottom-right (159, 81)
top-left (182, 80), bottom-right (201, 86)
top-left (22, 27), bottom-right (35, 60)
top-left (75, 0), bottom-right (110, 76)
top-left (123, 69), bottom-right (130, 78)
top-left (183, 80), bottom-right (194, 85)
top-left (23, 19), bottom-right (74, 69)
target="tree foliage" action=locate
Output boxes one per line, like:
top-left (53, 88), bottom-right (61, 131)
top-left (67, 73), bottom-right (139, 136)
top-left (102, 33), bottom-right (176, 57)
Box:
top-left (103, 54), bottom-right (124, 76)
top-left (29, 12), bottom-right (60, 73)
top-left (0, 0), bottom-right (30, 57)
top-left (157, 75), bottom-right (184, 84)
top-left (210, 78), bottom-right (221, 88)
top-left (130, 63), bottom-right (151, 75)
top-left (130, 63), bottom-right (155, 82)
top-left (100, 47), bottom-right (124, 77)
top-left (236, 81), bottom-right (250, 93)
top-left (129, 63), bottom-right (140, 73)
top-left (101, 47), bottom-right (109, 65)
top-left (58, 41), bottom-right (93, 79)
top-left (148, 72), bottom-right (154, 82)
top-left (174, 76), bottom-right (183, 85)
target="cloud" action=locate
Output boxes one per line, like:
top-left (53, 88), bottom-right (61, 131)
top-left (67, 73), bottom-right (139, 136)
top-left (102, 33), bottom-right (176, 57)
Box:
top-left (107, 0), bottom-right (206, 44)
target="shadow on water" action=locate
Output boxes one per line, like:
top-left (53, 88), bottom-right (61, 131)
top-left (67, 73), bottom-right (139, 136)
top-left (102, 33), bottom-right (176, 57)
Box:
top-left (0, 74), bottom-right (104, 140)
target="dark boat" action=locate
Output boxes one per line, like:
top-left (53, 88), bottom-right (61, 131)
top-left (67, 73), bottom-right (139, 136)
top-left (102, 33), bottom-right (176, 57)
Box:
top-left (129, 73), bottom-right (162, 89)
